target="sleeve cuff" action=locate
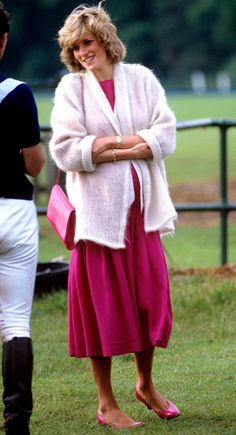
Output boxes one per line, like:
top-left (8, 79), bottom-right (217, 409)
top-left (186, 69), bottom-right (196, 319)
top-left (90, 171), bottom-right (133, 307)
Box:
top-left (136, 128), bottom-right (162, 161)
top-left (81, 135), bottom-right (96, 172)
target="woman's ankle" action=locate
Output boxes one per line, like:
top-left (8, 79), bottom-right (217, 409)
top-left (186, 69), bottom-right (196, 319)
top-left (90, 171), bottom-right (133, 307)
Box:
top-left (135, 380), bottom-right (154, 394)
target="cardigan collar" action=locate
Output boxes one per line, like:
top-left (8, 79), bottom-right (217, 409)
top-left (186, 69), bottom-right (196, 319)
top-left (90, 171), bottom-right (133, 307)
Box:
top-left (84, 63), bottom-right (134, 136)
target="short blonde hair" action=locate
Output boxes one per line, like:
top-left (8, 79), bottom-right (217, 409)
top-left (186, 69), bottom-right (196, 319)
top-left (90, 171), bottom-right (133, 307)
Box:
top-left (58, 3), bottom-right (126, 72)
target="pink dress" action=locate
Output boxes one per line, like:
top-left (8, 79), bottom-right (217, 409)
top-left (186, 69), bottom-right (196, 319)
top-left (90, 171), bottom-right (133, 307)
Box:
top-left (68, 80), bottom-right (173, 358)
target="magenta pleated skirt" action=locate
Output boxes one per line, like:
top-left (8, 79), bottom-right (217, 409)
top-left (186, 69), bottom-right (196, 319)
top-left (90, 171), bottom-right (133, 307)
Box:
top-left (68, 168), bottom-right (173, 358)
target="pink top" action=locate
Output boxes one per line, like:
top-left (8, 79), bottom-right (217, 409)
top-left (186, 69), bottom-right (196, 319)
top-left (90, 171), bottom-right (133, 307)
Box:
top-left (100, 80), bottom-right (115, 110)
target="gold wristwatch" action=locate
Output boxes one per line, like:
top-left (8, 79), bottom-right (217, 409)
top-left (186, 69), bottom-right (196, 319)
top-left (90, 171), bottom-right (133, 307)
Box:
top-left (115, 135), bottom-right (122, 148)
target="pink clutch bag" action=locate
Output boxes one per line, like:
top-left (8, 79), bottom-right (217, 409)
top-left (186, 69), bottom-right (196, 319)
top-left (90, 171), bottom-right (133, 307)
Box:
top-left (47, 182), bottom-right (76, 251)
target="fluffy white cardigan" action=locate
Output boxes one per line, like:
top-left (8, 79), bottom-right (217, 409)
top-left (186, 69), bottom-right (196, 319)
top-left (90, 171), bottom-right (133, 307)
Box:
top-left (49, 62), bottom-right (177, 248)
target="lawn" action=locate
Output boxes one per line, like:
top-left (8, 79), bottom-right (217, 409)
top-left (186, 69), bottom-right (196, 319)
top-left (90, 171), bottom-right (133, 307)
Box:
top-left (2, 91), bottom-right (233, 434)
top-left (36, 90), bottom-right (236, 126)
top-left (1, 272), bottom-right (235, 434)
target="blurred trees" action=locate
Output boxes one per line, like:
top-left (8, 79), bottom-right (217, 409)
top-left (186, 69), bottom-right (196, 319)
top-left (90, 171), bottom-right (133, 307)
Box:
top-left (2, 0), bottom-right (236, 89)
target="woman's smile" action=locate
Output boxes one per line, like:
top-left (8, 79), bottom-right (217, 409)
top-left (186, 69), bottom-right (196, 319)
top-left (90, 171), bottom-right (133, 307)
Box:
top-left (82, 54), bottom-right (95, 65)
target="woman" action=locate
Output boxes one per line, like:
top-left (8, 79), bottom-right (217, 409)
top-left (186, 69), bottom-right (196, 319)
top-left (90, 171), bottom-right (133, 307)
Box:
top-left (50, 3), bottom-right (180, 429)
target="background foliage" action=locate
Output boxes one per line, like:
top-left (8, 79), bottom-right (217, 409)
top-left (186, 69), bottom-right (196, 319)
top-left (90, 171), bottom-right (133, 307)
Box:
top-left (2, 0), bottom-right (236, 89)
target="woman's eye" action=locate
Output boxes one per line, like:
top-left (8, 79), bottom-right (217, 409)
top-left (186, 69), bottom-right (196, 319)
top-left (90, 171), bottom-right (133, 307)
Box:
top-left (73, 39), bottom-right (94, 51)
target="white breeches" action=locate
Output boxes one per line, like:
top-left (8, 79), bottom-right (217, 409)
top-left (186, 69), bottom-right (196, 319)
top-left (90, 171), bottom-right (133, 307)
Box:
top-left (0, 199), bottom-right (38, 342)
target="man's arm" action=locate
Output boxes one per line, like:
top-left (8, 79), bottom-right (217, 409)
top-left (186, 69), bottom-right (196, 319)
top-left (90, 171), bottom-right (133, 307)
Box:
top-left (21, 143), bottom-right (46, 177)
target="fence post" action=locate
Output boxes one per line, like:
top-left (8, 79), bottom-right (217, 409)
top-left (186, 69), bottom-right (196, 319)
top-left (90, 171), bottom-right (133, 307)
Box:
top-left (219, 124), bottom-right (228, 265)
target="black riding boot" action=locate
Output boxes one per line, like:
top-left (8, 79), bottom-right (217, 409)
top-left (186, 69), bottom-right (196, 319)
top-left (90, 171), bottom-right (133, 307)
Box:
top-left (2, 337), bottom-right (33, 435)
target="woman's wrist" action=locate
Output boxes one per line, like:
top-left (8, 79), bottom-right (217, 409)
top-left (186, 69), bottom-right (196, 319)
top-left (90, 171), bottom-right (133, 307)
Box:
top-left (111, 134), bottom-right (145, 150)
top-left (114, 135), bottom-right (122, 149)
top-left (112, 148), bottom-right (117, 164)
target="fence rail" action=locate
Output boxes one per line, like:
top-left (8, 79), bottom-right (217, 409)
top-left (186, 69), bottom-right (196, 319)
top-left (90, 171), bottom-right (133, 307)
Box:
top-left (175, 118), bottom-right (236, 265)
top-left (38, 118), bottom-right (236, 265)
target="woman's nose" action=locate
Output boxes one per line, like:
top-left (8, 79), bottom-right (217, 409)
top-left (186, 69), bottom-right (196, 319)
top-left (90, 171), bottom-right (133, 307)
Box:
top-left (79, 45), bottom-right (88, 57)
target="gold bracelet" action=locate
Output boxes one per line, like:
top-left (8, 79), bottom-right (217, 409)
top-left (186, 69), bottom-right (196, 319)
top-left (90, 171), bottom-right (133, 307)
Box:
top-left (112, 148), bottom-right (117, 164)
top-left (115, 135), bottom-right (122, 149)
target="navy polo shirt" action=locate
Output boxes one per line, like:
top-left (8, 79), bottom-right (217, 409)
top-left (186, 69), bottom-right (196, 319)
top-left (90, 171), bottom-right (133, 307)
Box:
top-left (0, 74), bottom-right (41, 200)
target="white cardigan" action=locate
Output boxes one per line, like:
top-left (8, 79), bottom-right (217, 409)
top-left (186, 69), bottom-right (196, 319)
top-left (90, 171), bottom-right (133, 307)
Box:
top-left (49, 62), bottom-right (177, 248)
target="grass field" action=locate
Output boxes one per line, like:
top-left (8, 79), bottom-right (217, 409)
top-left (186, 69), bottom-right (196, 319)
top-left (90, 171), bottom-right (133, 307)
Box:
top-left (36, 91), bottom-right (236, 268)
top-left (1, 272), bottom-right (235, 434)
top-left (31, 274), bottom-right (235, 435)
top-left (6, 92), bottom-right (234, 434)
top-left (36, 90), bottom-right (236, 125)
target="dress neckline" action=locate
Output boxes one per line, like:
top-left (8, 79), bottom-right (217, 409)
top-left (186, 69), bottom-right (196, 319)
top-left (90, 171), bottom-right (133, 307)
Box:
top-left (99, 79), bottom-right (115, 110)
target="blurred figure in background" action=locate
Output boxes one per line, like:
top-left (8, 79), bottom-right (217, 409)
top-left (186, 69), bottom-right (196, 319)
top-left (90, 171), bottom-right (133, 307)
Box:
top-left (50, 3), bottom-right (180, 429)
top-left (0, 3), bottom-right (45, 434)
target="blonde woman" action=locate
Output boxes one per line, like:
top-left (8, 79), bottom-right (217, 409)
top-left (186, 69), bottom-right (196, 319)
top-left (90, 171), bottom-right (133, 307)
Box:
top-left (50, 3), bottom-right (180, 429)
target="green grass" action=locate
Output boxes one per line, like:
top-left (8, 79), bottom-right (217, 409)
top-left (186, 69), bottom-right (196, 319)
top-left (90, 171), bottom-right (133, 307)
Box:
top-left (165, 126), bottom-right (236, 185)
top-left (1, 273), bottom-right (235, 434)
top-left (38, 217), bottom-right (70, 262)
top-left (168, 93), bottom-right (236, 120)
top-left (36, 91), bottom-right (54, 125)
top-left (38, 218), bottom-right (236, 268)
top-left (163, 223), bottom-right (236, 269)
top-left (36, 91), bottom-right (236, 126)
top-left (8, 92), bottom-right (235, 433)
top-left (166, 94), bottom-right (236, 184)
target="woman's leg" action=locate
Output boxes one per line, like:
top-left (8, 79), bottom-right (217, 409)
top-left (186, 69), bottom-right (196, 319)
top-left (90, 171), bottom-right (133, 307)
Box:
top-left (90, 356), bottom-right (143, 427)
top-left (134, 346), bottom-right (168, 411)
top-left (90, 356), bottom-right (117, 413)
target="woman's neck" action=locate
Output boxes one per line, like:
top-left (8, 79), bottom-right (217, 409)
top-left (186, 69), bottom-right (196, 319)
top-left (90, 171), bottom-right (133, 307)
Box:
top-left (94, 63), bottom-right (114, 82)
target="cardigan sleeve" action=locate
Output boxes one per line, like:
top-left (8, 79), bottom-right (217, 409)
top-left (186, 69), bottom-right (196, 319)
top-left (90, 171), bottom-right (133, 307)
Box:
top-left (49, 74), bottom-right (96, 172)
top-left (136, 66), bottom-right (176, 163)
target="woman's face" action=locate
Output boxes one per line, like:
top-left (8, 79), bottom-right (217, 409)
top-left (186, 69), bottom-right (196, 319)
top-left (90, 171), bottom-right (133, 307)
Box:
top-left (73, 33), bottom-right (112, 80)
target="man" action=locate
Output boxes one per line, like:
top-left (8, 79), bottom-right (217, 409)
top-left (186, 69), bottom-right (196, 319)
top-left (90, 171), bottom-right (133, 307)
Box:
top-left (0, 3), bottom-right (45, 434)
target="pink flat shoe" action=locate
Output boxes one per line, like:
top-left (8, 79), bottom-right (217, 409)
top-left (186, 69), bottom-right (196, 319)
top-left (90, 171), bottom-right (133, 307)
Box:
top-left (135, 390), bottom-right (180, 420)
top-left (97, 412), bottom-right (145, 429)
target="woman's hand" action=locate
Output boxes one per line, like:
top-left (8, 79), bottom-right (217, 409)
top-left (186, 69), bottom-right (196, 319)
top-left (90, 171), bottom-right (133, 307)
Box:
top-left (92, 137), bottom-right (114, 159)
top-left (131, 142), bottom-right (153, 159)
